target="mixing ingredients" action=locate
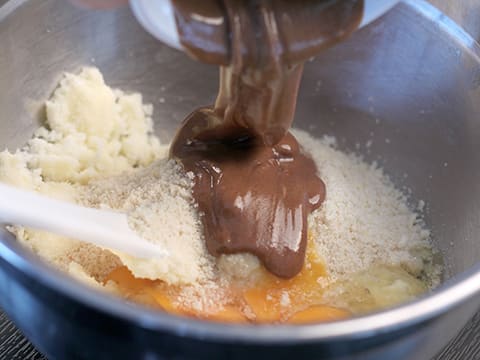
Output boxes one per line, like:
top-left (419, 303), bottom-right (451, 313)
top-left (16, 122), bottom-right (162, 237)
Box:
top-left (0, 0), bottom-right (441, 324)
top-left (0, 67), bottom-right (440, 323)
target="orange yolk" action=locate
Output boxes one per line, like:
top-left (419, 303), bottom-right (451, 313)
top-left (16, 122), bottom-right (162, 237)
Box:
top-left (104, 239), bottom-right (350, 324)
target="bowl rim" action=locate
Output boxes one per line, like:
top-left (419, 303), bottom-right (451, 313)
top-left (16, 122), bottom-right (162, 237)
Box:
top-left (1, 0), bottom-right (480, 345)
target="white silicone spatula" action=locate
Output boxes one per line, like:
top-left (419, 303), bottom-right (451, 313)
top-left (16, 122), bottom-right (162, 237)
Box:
top-left (0, 183), bottom-right (168, 259)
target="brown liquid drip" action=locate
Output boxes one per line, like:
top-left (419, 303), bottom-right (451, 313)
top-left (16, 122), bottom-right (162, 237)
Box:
top-left (171, 0), bottom-right (363, 278)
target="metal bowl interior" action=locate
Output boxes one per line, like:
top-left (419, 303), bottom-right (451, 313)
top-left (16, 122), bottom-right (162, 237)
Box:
top-left (0, 0), bottom-right (480, 359)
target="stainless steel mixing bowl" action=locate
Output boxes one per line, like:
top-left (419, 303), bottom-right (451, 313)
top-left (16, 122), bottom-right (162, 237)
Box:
top-left (0, 0), bottom-right (479, 359)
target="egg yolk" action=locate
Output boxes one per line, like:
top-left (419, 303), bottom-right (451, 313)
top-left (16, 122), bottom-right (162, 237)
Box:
top-left (104, 238), bottom-right (350, 324)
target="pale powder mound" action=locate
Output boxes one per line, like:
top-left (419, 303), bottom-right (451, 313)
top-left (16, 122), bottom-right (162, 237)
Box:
top-left (80, 159), bottom-right (216, 284)
top-left (293, 130), bottom-right (435, 283)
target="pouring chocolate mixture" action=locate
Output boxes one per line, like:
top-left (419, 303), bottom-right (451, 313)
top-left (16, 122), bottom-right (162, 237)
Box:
top-left (170, 0), bottom-right (364, 278)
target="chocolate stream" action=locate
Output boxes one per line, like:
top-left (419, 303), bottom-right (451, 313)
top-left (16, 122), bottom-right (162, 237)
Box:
top-left (170, 0), bottom-right (363, 278)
